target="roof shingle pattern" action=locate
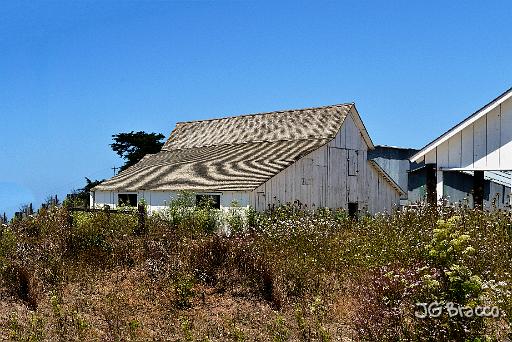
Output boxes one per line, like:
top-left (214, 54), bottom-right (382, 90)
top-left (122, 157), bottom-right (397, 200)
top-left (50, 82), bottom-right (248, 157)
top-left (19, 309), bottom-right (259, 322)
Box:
top-left (95, 104), bottom-right (351, 191)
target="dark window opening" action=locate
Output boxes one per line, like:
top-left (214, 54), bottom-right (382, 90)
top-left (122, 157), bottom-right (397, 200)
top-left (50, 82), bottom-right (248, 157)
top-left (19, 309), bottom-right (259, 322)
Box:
top-left (118, 194), bottom-right (137, 207)
top-left (348, 202), bottom-right (358, 219)
top-left (196, 194), bottom-right (221, 209)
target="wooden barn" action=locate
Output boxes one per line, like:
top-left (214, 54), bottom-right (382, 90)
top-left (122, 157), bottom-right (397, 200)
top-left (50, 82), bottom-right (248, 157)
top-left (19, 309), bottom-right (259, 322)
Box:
top-left (411, 88), bottom-right (512, 208)
top-left (92, 103), bottom-right (404, 214)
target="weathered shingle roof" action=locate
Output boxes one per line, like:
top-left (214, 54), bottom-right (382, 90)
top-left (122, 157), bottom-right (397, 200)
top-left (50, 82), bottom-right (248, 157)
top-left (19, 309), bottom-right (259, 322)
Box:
top-left (95, 104), bottom-right (352, 192)
top-left (162, 104), bottom-right (351, 150)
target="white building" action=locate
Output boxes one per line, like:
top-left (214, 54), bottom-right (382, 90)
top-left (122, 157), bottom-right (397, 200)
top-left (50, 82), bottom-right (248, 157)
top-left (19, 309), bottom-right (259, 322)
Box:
top-left (92, 103), bottom-right (404, 214)
top-left (411, 88), bottom-right (512, 207)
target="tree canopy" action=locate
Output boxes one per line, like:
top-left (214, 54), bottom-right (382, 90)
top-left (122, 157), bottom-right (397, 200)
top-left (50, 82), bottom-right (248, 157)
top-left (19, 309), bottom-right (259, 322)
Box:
top-left (110, 131), bottom-right (165, 171)
top-left (66, 177), bottom-right (104, 208)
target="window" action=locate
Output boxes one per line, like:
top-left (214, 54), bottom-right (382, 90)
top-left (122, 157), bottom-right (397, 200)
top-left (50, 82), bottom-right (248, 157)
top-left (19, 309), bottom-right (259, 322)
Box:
top-left (196, 194), bottom-right (221, 209)
top-left (118, 194), bottom-right (137, 207)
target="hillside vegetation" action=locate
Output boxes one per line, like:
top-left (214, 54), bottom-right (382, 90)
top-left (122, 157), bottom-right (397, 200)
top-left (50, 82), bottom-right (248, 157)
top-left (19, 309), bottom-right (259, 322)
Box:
top-left (0, 196), bottom-right (511, 341)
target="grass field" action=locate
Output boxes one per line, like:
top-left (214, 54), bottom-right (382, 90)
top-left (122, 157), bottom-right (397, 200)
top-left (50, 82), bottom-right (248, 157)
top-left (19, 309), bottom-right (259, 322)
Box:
top-left (0, 198), bottom-right (511, 341)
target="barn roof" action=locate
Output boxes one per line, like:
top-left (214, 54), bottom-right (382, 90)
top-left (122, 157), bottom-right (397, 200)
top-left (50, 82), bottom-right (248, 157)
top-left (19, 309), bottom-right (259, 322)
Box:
top-left (94, 103), bottom-right (357, 192)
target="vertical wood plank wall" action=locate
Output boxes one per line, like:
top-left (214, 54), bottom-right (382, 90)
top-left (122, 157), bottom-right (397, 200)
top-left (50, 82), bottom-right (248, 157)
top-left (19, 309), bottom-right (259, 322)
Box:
top-left (250, 110), bottom-right (401, 214)
top-left (423, 97), bottom-right (512, 171)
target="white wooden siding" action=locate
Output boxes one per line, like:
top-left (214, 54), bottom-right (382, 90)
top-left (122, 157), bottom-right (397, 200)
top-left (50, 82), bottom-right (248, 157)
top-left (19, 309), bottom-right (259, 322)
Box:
top-left (500, 98), bottom-right (512, 168)
top-left (92, 190), bottom-right (250, 213)
top-left (473, 116), bottom-right (487, 169)
top-left (250, 110), bottom-right (400, 214)
top-left (461, 125), bottom-right (474, 169)
top-left (422, 96), bottom-right (512, 171)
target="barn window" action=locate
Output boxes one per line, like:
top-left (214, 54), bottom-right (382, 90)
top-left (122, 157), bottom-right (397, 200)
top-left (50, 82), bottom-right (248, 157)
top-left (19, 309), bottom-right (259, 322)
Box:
top-left (196, 194), bottom-right (221, 209)
top-left (118, 194), bottom-right (137, 207)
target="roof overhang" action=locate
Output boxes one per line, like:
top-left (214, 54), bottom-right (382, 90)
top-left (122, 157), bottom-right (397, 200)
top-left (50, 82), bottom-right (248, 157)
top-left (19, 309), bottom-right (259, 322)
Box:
top-left (411, 87), bottom-right (512, 162)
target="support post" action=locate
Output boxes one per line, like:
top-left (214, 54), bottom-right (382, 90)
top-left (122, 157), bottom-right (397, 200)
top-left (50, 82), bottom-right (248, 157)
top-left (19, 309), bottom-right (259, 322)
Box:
top-left (136, 204), bottom-right (146, 235)
top-left (67, 209), bottom-right (73, 228)
top-left (90, 191), bottom-right (95, 209)
top-left (436, 170), bottom-right (444, 204)
top-left (426, 164), bottom-right (437, 206)
top-left (104, 205), bottom-right (111, 223)
top-left (473, 171), bottom-right (485, 209)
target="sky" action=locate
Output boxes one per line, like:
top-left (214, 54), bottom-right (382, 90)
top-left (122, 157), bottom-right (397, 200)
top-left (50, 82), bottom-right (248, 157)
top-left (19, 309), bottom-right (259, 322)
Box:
top-left (1, 0), bottom-right (511, 218)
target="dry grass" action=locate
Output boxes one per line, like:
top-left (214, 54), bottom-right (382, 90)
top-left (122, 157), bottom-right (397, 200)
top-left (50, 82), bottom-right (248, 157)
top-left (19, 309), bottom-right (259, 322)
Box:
top-left (0, 202), bottom-right (511, 341)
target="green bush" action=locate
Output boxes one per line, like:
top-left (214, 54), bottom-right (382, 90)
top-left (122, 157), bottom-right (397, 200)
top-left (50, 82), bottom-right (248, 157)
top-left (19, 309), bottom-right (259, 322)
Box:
top-left (173, 273), bottom-right (196, 309)
top-left (159, 191), bottom-right (219, 235)
top-left (0, 227), bottom-right (17, 259)
top-left (224, 201), bottom-right (247, 235)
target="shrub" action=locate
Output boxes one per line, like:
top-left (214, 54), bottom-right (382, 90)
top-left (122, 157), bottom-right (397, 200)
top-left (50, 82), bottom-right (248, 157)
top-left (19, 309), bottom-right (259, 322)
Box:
top-left (160, 191), bottom-right (219, 236)
top-left (67, 211), bottom-right (112, 257)
top-left (173, 273), bottom-right (196, 309)
top-left (0, 227), bottom-right (17, 260)
top-left (224, 201), bottom-right (247, 236)
top-left (354, 214), bottom-right (501, 341)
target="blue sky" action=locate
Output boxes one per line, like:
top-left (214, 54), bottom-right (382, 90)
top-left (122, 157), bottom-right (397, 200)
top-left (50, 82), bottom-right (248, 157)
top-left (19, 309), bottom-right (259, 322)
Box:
top-left (1, 1), bottom-right (511, 217)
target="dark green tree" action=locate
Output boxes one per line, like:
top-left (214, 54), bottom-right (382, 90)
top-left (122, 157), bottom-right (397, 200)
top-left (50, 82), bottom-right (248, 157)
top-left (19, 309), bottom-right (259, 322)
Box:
top-left (66, 178), bottom-right (104, 208)
top-left (110, 131), bottom-right (165, 171)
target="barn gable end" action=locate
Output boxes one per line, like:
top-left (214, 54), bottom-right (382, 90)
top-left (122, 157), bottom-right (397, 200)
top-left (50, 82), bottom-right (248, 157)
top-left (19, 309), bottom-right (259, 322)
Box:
top-left (251, 107), bottom-right (403, 214)
top-left (410, 88), bottom-right (512, 207)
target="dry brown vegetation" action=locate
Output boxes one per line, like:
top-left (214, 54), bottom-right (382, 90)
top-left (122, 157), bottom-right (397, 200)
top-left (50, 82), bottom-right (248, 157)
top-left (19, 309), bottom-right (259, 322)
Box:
top-left (0, 198), bottom-right (511, 341)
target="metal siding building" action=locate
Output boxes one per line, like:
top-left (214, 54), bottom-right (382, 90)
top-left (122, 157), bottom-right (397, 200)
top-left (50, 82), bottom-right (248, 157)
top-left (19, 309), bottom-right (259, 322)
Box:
top-left (367, 146), bottom-right (418, 200)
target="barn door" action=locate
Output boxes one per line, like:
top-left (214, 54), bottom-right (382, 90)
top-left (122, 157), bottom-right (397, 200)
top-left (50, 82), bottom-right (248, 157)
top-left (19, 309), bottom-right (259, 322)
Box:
top-left (256, 192), bottom-right (266, 211)
top-left (348, 150), bottom-right (359, 203)
top-left (327, 147), bottom-right (346, 208)
top-left (348, 150), bottom-right (358, 176)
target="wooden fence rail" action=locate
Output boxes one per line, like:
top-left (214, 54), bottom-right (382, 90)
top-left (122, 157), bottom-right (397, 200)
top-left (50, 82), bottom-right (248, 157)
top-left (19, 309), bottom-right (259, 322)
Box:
top-left (67, 204), bottom-right (147, 235)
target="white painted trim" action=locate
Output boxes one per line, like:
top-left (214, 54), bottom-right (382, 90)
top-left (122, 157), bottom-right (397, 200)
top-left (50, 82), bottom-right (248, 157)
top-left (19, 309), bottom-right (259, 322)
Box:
top-left (411, 88), bottom-right (512, 162)
top-left (439, 167), bottom-right (512, 172)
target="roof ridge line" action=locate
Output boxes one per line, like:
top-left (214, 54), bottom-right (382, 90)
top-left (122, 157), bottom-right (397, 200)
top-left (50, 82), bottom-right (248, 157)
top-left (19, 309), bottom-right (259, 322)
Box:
top-left (174, 103), bottom-right (354, 125)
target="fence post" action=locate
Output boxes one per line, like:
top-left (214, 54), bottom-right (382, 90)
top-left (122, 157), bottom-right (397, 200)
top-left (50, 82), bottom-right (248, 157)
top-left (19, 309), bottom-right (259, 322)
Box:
top-left (136, 204), bottom-right (146, 235)
top-left (67, 209), bottom-right (73, 228)
top-left (103, 205), bottom-right (111, 225)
